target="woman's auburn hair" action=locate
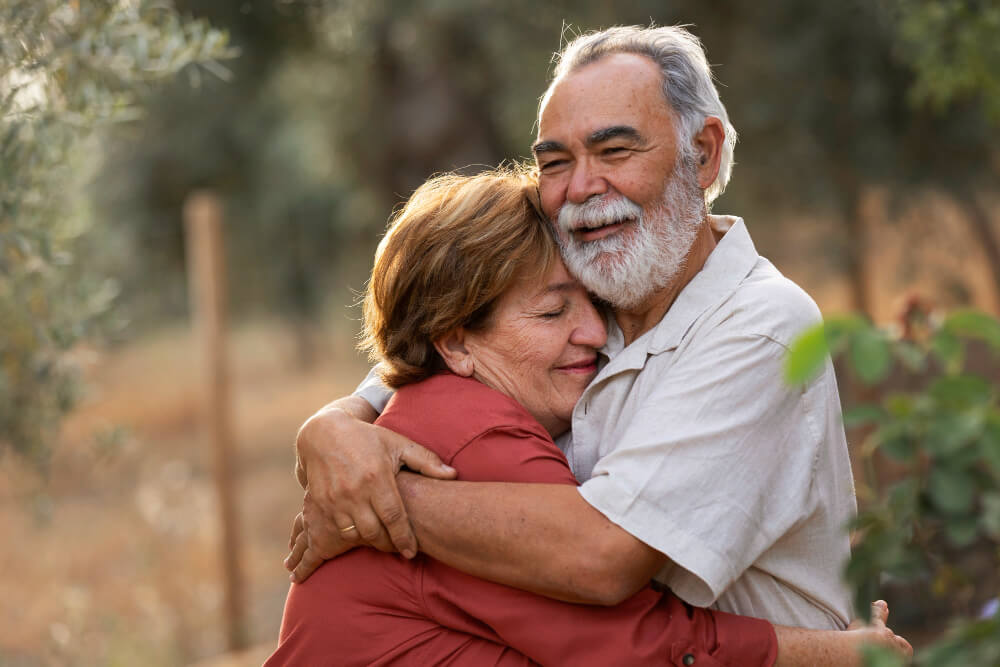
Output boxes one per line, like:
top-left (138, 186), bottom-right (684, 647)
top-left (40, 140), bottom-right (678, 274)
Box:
top-left (359, 164), bottom-right (558, 388)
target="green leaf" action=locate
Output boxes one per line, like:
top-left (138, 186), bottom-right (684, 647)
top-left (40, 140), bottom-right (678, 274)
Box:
top-left (861, 643), bottom-right (906, 667)
top-left (925, 412), bottom-right (984, 456)
top-left (893, 339), bottom-right (927, 373)
top-left (931, 328), bottom-right (964, 373)
top-left (945, 515), bottom-right (980, 547)
top-left (981, 492), bottom-right (1000, 539)
top-left (850, 326), bottom-right (892, 384)
top-left (928, 466), bottom-right (976, 515)
top-left (887, 478), bottom-right (919, 521)
top-left (785, 323), bottom-right (828, 384)
top-left (876, 422), bottom-right (916, 462)
top-left (944, 309), bottom-right (1000, 351)
top-left (884, 393), bottom-right (915, 418)
top-left (843, 404), bottom-right (885, 427)
top-left (929, 375), bottom-right (993, 409)
top-left (981, 422), bottom-right (1000, 476)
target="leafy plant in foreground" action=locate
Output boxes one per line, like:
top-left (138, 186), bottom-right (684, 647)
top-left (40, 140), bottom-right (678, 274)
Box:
top-left (787, 306), bottom-right (1000, 666)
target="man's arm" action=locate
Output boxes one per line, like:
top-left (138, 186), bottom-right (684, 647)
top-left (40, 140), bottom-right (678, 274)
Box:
top-left (397, 474), bottom-right (665, 605)
top-left (290, 400), bottom-right (663, 602)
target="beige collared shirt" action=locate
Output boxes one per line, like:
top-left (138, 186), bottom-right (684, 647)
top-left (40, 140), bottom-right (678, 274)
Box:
top-left (559, 216), bottom-right (855, 629)
top-left (356, 216), bottom-right (855, 629)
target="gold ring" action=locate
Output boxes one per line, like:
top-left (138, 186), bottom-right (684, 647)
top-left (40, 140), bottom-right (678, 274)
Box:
top-left (340, 524), bottom-right (357, 533)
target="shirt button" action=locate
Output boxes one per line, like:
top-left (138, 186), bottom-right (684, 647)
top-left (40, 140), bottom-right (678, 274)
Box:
top-left (682, 655), bottom-right (695, 666)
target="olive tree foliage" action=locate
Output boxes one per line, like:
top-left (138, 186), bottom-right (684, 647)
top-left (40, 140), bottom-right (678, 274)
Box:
top-left (891, 0), bottom-right (1000, 122)
top-left (0, 0), bottom-right (233, 466)
top-left (787, 311), bottom-right (1000, 666)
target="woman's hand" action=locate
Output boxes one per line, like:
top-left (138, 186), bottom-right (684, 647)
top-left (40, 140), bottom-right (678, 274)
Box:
top-left (846, 600), bottom-right (913, 660)
top-left (284, 396), bottom-right (456, 582)
top-left (773, 600), bottom-right (912, 666)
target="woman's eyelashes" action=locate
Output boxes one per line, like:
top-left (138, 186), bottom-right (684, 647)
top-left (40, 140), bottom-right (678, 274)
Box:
top-left (536, 302), bottom-right (567, 320)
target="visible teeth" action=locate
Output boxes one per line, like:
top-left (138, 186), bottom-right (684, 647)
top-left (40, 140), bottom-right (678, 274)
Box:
top-left (580, 217), bottom-right (631, 231)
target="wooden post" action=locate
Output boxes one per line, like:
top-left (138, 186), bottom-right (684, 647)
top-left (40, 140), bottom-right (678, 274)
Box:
top-left (184, 191), bottom-right (247, 651)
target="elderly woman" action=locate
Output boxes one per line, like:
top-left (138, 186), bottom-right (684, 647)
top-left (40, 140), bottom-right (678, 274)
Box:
top-left (265, 168), bottom-right (908, 666)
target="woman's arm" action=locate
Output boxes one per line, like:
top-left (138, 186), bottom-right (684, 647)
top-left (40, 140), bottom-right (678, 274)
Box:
top-left (774, 602), bottom-right (912, 666)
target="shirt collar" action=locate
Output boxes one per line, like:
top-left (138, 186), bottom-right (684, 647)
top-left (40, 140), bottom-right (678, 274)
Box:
top-left (601, 216), bottom-right (759, 362)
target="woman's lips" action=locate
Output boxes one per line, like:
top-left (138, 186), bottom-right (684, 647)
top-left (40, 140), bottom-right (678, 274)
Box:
top-left (557, 358), bottom-right (598, 374)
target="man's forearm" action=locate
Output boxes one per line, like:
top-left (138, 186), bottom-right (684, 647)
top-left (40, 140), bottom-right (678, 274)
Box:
top-left (397, 473), bottom-right (665, 604)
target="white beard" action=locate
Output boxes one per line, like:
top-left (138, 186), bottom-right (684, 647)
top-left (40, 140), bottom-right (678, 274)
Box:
top-left (556, 156), bottom-right (705, 310)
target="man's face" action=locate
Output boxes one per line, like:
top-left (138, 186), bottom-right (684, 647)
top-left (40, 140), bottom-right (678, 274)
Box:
top-left (533, 53), bottom-right (704, 309)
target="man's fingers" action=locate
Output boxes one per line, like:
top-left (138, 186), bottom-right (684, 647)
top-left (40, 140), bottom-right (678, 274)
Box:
top-left (397, 440), bottom-right (456, 480)
top-left (288, 512), bottom-right (304, 551)
top-left (295, 456), bottom-right (308, 490)
top-left (372, 484), bottom-right (417, 559)
top-left (284, 530), bottom-right (308, 572)
top-left (351, 502), bottom-right (394, 552)
top-left (290, 548), bottom-right (325, 583)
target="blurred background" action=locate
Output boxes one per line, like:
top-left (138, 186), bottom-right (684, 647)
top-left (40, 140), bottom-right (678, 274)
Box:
top-left (2, 0), bottom-right (999, 665)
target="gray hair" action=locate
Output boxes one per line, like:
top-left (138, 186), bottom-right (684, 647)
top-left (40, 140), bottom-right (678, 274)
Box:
top-left (548, 25), bottom-right (737, 205)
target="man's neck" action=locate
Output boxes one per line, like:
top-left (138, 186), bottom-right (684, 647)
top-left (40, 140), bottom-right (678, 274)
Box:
top-left (613, 217), bottom-right (718, 346)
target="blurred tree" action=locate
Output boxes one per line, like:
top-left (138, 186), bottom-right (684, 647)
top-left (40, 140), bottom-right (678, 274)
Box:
top-left (0, 0), bottom-right (233, 466)
top-left (889, 0), bottom-right (1000, 312)
top-left (95, 0), bottom-right (1000, 335)
top-left (717, 2), bottom-right (985, 314)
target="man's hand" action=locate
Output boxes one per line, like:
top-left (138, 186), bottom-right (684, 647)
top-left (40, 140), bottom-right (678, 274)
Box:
top-left (284, 509), bottom-right (355, 582)
top-left (285, 396), bottom-right (456, 581)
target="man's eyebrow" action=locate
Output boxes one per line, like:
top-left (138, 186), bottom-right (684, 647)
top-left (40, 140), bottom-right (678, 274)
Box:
top-left (532, 139), bottom-right (566, 156)
top-left (586, 125), bottom-right (643, 146)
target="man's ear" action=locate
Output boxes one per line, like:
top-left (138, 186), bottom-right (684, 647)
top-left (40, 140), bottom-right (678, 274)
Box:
top-left (433, 328), bottom-right (474, 377)
top-left (693, 116), bottom-right (725, 190)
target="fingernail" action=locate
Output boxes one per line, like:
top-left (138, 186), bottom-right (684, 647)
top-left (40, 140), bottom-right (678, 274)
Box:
top-left (402, 549), bottom-right (416, 559)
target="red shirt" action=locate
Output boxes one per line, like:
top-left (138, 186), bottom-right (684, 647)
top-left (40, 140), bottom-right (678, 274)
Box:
top-left (266, 373), bottom-right (778, 666)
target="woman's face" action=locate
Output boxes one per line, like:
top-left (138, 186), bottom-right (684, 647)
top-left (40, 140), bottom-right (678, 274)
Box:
top-left (463, 258), bottom-right (607, 437)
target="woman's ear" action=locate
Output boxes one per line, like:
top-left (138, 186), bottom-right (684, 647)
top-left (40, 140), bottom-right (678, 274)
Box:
top-left (433, 328), bottom-right (474, 377)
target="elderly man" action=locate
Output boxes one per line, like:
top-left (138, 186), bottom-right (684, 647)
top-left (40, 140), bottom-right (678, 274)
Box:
top-left (287, 25), bottom-right (856, 631)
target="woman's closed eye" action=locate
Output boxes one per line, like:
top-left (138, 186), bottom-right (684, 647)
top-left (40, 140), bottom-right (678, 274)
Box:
top-left (538, 305), bottom-right (566, 320)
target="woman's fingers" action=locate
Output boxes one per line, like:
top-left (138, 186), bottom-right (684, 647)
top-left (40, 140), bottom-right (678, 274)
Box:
top-left (894, 633), bottom-right (914, 658)
top-left (870, 599), bottom-right (889, 626)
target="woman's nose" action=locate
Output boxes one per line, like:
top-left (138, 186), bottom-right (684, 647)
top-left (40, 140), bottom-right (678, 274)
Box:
top-left (571, 302), bottom-right (608, 348)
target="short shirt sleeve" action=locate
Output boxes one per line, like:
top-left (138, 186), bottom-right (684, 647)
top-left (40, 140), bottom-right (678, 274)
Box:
top-left (353, 365), bottom-right (394, 414)
top-left (579, 324), bottom-right (821, 608)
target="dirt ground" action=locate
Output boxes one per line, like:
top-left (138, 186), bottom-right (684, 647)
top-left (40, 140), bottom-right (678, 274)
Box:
top-left (0, 320), bottom-right (370, 666)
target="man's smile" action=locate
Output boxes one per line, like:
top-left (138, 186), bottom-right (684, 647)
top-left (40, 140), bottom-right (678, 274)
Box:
top-left (569, 215), bottom-right (637, 243)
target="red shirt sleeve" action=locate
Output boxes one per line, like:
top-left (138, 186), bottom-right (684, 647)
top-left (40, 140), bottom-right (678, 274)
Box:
top-left (422, 426), bottom-right (778, 667)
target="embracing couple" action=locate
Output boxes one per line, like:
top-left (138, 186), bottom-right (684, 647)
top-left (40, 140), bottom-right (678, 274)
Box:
top-left (266, 25), bottom-right (912, 666)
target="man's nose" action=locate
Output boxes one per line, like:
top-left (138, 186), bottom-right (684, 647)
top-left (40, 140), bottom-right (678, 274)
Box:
top-left (566, 159), bottom-right (608, 205)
